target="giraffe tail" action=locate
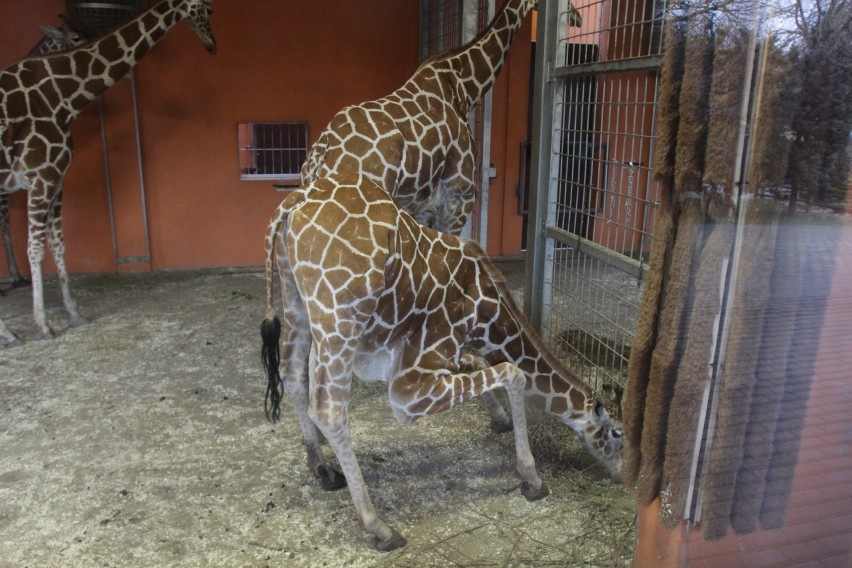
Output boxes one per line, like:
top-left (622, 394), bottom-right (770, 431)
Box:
top-left (260, 189), bottom-right (308, 422)
top-left (261, 314), bottom-right (283, 422)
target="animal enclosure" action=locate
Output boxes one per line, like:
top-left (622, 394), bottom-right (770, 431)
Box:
top-left (0, 266), bottom-right (635, 567)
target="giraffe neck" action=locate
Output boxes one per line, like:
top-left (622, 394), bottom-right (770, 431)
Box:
top-left (476, 254), bottom-right (595, 428)
top-left (44, 0), bottom-right (185, 121)
top-left (442, 0), bottom-right (535, 112)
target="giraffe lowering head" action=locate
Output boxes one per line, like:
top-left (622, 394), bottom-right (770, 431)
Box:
top-left (576, 393), bottom-right (625, 481)
top-left (260, 172), bottom-right (553, 550)
top-left (259, 172), bottom-right (627, 548)
top-left (475, 253), bottom-right (624, 481)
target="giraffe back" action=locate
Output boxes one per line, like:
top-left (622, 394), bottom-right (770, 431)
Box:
top-left (281, 173), bottom-right (484, 361)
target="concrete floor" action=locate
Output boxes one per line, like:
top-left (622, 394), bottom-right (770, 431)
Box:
top-left (0, 262), bottom-right (635, 567)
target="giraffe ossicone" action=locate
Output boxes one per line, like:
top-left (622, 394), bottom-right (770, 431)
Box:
top-left (260, 172), bottom-right (622, 550)
top-left (0, 0), bottom-right (216, 347)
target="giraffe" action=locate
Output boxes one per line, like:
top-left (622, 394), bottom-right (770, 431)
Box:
top-left (0, 0), bottom-right (216, 347)
top-left (300, 0), bottom-right (581, 236)
top-left (1, 21), bottom-right (87, 290)
top-left (301, 0), bottom-right (580, 428)
top-left (260, 172), bottom-right (623, 550)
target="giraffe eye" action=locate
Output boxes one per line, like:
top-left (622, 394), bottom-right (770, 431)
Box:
top-left (611, 428), bottom-right (623, 439)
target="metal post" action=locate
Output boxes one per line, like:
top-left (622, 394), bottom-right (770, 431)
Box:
top-left (128, 69), bottom-right (151, 265)
top-left (523, 0), bottom-right (561, 329)
top-left (476, 0), bottom-right (495, 247)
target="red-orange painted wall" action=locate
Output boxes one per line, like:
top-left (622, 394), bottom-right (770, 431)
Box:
top-left (0, 0), bottom-right (420, 275)
top-left (486, 12), bottom-right (535, 257)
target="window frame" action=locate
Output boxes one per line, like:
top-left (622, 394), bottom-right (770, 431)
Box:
top-left (238, 122), bottom-right (309, 182)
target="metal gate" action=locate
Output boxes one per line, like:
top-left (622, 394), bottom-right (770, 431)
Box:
top-left (525, 0), bottom-right (666, 391)
top-left (420, 0), bottom-right (495, 246)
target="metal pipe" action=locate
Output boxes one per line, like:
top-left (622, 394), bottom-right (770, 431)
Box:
top-left (127, 69), bottom-right (151, 266)
top-left (97, 96), bottom-right (119, 262)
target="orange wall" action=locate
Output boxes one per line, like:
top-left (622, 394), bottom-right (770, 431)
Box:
top-left (486, 12), bottom-right (535, 257)
top-left (0, 0), bottom-right (420, 275)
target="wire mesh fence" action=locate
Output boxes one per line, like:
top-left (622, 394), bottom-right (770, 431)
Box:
top-left (533, 0), bottom-right (667, 391)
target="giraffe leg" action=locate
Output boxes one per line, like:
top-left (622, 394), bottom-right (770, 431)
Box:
top-left (389, 360), bottom-right (547, 501)
top-left (276, 242), bottom-right (345, 491)
top-left (307, 342), bottom-right (405, 551)
top-left (0, 193), bottom-right (30, 288)
top-left (45, 193), bottom-right (87, 328)
top-left (460, 353), bottom-right (513, 433)
top-left (0, 316), bottom-right (24, 348)
top-left (280, 312), bottom-right (346, 491)
top-left (26, 186), bottom-right (54, 340)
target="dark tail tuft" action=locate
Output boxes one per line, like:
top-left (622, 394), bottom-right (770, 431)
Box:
top-left (261, 315), bottom-right (283, 422)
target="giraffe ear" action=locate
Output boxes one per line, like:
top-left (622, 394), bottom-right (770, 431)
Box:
top-left (602, 384), bottom-right (624, 421)
top-left (593, 399), bottom-right (606, 419)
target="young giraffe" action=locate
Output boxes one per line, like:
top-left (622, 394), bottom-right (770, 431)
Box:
top-left (260, 172), bottom-right (623, 550)
top-left (0, 0), bottom-right (216, 347)
top-left (1, 21), bottom-right (87, 290)
top-left (300, 0), bottom-right (581, 235)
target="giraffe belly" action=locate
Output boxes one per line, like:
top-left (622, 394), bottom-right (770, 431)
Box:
top-left (353, 345), bottom-right (397, 383)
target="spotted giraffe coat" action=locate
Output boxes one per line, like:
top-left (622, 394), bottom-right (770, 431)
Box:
top-left (261, 171), bottom-right (622, 549)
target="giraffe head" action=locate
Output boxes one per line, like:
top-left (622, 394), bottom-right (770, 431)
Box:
top-left (576, 385), bottom-right (624, 481)
top-left (28, 20), bottom-right (86, 56)
top-left (178, 0), bottom-right (217, 54)
top-left (39, 23), bottom-right (86, 50)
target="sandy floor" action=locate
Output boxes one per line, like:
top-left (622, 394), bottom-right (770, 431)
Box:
top-left (0, 264), bottom-right (635, 567)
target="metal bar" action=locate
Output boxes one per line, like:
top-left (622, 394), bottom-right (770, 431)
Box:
top-left (545, 224), bottom-right (644, 279)
top-left (477, 71), bottom-right (494, 245)
top-left (553, 55), bottom-right (663, 78)
top-left (71, 2), bottom-right (140, 10)
top-left (129, 69), bottom-right (151, 264)
top-left (524, 0), bottom-right (560, 328)
top-left (516, 140), bottom-right (530, 215)
top-left (97, 96), bottom-right (119, 263)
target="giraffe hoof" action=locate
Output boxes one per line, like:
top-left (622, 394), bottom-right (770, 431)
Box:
top-left (375, 529), bottom-right (407, 551)
top-left (68, 315), bottom-right (89, 328)
top-left (490, 418), bottom-right (514, 434)
top-left (11, 278), bottom-right (31, 289)
top-left (36, 329), bottom-right (56, 341)
top-left (316, 465), bottom-right (347, 491)
top-left (3, 337), bottom-right (25, 348)
top-left (521, 481), bottom-right (549, 501)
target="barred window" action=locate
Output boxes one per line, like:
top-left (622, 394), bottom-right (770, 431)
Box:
top-left (238, 122), bottom-right (308, 181)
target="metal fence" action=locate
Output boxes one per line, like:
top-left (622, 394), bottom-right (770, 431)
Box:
top-left (526, 0), bottom-right (667, 391)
